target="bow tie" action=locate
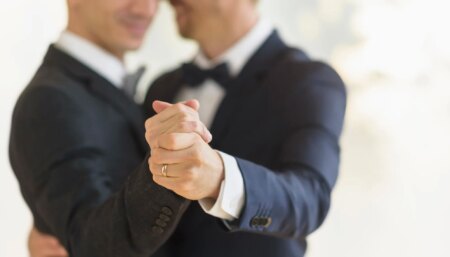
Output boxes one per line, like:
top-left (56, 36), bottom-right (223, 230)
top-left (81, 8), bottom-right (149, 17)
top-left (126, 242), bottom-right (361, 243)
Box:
top-left (122, 66), bottom-right (146, 99)
top-left (181, 62), bottom-right (232, 89)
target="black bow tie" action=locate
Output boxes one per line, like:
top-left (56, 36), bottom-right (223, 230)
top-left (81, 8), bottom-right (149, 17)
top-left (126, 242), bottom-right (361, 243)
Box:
top-left (181, 62), bottom-right (232, 89)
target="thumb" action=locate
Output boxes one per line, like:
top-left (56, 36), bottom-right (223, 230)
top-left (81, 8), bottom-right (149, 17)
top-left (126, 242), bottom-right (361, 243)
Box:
top-left (153, 99), bottom-right (200, 114)
top-left (152, 100), bottom-right (172, 114)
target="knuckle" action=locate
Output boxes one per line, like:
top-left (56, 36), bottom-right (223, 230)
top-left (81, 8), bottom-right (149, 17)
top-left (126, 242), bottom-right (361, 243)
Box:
top-left (192, 132), bottom-right (202, 142)
top-left (193, 157), bottom-right (203, 167)
top-left (151, 151), bottom-right (161, 163)
top-left (144, 119), bottom-right (153, 129)
top-left (184, 168), bottom-right (195, 180)
top-left (163, 134), bottom-right (178, 149)
top-left (185, 162), bottom-right (196, 171)
top-left (146, 130), bottom-right (155, 142)
top-left (191, 110), bottom-right (199, 119)
top-left (178, 121), bottom-right (191, 131)
top-left (149, 162), bottom-right (157, 173)
top-left (192, 148), bottom-right (202, 161)
top-left (192, 121), bottom-right (201, 132)
top-left (174, 103), bottom-right (185, 112)
top-left (154, 177), bottom-right (165, 187)
top-left (166, 133), bottom-right (177, 144)
top-left (179, 182), bottom-right (192, 192)
top-left (179, 112), bottom-right (190, 121)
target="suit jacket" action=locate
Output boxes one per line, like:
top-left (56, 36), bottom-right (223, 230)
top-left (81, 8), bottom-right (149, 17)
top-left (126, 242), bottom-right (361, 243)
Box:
top-left (9, 46), bottom-right (190, 257)
top-left (143, 31), bottom-right (347, 257)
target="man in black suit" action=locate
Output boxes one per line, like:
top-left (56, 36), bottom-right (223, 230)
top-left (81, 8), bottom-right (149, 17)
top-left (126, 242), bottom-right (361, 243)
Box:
top-left (142, 0), bottom-right (347, 256)
top-left (9, 0), bottom-right (211, 256)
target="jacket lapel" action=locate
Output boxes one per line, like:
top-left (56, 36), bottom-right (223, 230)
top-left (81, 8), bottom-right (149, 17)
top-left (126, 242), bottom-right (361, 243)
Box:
top-left (139, 31), bottom-right (290, 149)
top-left (143, 69), bottom-right (185, 117)
top-left (44, 45), bottom-right (148, 153)
top-left (209, 31), bottom-right (289, 148)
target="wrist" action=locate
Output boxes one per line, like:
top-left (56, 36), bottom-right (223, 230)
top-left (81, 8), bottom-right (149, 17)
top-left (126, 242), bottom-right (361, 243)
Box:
top-left (208, 150), bottom-right (225, 199)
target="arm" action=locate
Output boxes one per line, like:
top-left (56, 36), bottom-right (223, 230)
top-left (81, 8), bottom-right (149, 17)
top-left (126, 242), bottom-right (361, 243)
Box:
top-left (10, 87), bottom-right (189, 257)
top-left (147, 63), bottom-right (346, 239)
top-left (226, 63), bottom-right (347, 238)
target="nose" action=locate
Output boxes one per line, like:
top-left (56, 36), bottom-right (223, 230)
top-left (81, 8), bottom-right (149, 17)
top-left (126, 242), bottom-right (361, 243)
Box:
top-left (130, 0), bottom-right (158, 18)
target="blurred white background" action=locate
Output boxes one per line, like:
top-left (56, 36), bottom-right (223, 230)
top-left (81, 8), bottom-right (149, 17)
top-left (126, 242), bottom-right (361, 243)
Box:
top-left (1, 0), bottom-right (450, 256)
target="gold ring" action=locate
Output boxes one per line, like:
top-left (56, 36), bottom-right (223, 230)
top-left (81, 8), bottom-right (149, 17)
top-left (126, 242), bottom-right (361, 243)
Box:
top-left (161, 164), bottom-right (168, 177)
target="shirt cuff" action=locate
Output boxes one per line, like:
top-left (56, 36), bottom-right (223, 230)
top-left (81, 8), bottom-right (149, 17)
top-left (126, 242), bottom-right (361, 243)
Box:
top-left (198, 151), bottom-right (245, 221)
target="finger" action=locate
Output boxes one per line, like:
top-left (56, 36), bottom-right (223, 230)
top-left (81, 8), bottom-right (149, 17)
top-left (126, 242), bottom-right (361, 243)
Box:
top-left (151, 146), bottom-right (197, 165)
top-left (41, 250), bottom-right (68, 257)
top-left (149, 162), bottom-right (192, 178)
top-left (157, 133), bottom-right (198, 150)
top-left (150, 102), bottom-right (184, 123)
top-left (147, 117), bottom-right (211, 147)
top-left (153, 99), bottom-right (199, 114)
top-left (146, 118), bottom-right (197, 149)
top-left (152, 102), bottom-right (198, 123)
top-left (146, 101), bottom-right (211, 145)
top-left (147, 103), bottom-right (200, 140)
top-left (152, 175), bottom-right (184, 191)
top-left (183, 99), bottom-right (200, 111)
top-left (149, 162), bottom-right (183, 178)
top-left (152, 100), bottom-right (172, 114)
top-left (41, 247), bottom-right (68, 257)
top-left (41, 236), bottom-right (61, 247)
top-left (164, 118), bottom-right (212, 143)
top-left (54, 246), bottom-right (69, 257)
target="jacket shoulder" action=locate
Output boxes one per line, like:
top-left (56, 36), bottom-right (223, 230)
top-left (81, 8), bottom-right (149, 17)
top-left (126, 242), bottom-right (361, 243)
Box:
top-left (151, 68), bottom-right (181, 87)
top-left (13, 65), bottom-right (92, 129)
top-left (276, 48), bottom-right (345, 91)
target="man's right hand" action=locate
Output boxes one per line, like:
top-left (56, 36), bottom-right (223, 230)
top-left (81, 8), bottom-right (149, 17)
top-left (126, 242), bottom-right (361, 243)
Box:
top-left (144, 99), bottom-right (212, 149)
top-left (28, 226), bottom-right (68, 257)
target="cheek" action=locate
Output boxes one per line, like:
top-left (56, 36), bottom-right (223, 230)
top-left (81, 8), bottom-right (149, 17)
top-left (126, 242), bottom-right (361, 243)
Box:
top-left (110, 18), bottom-right (126, 37)
top-left (98, 18), bottom-right (122, 43)
top-left (107, 14), bottom-right (134, 43)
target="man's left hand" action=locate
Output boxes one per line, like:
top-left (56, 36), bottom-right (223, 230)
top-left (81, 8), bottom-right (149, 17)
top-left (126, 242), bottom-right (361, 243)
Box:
top-left (149, 132), bottom-right (224, 201)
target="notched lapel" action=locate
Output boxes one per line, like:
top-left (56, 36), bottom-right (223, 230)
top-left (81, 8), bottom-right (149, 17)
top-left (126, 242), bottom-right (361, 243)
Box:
top-left (87, 76), bottom-right (148, 153)
top-left (143, 69), bottom-right (185, 117)
top-left (45, 45), bottom-right (148, 153)
top-left (209, 31), bottom-right (288, 148)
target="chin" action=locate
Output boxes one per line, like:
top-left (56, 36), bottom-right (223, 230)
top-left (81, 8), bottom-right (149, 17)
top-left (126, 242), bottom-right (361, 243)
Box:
top-left (178, 26), bottom-right (194, 40)
top-left (125, 41), bottom-right (143, 51)
top-left (121, 35), bottom-right (145, 50)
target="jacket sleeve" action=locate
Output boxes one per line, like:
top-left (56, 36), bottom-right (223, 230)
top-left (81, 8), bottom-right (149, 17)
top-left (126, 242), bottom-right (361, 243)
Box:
top-left (225, 62), bottom-right (347, 239)
top-left (9, 86), bottom-right (189, 257)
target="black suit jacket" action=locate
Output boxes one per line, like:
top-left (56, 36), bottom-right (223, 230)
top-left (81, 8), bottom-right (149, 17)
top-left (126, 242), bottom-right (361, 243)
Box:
top-left (143, 31), bottom-right (347, 257)
top-left (9, 46), bottom-right (189, 257)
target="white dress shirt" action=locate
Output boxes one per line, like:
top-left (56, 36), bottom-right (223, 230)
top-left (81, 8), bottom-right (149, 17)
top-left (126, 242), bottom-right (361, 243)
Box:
top-left (175, 19), bottom-right (274, 220)
top-left (55, 31), bottom-right (127, 88)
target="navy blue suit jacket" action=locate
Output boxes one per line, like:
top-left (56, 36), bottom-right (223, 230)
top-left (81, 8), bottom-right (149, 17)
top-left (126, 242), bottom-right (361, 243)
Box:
top-left (143, 31), bottom-right (347, 257)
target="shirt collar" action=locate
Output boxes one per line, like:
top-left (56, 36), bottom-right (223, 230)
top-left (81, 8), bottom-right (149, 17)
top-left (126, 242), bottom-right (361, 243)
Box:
top-left (194, 18), bottom-right (274, 77)
top-left (55, 31), bottom-right (126, 88)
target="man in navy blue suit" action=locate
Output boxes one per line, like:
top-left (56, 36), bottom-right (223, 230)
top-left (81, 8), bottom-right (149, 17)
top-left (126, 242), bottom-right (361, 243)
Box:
top-left (143, 0), bottom-right (347, 256)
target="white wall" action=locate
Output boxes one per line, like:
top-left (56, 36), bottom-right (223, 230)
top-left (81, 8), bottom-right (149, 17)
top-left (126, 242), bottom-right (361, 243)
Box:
top-left (1, 0), bottom-right (449, 256)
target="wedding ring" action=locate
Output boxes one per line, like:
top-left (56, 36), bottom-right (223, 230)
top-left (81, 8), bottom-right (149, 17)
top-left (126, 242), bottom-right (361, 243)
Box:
top-left (161, 164), bottom-right (168, 177)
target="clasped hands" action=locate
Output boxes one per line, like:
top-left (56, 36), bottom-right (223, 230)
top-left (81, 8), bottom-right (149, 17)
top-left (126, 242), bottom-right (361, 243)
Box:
top-left (145, 100), bottom-right (224, 201)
